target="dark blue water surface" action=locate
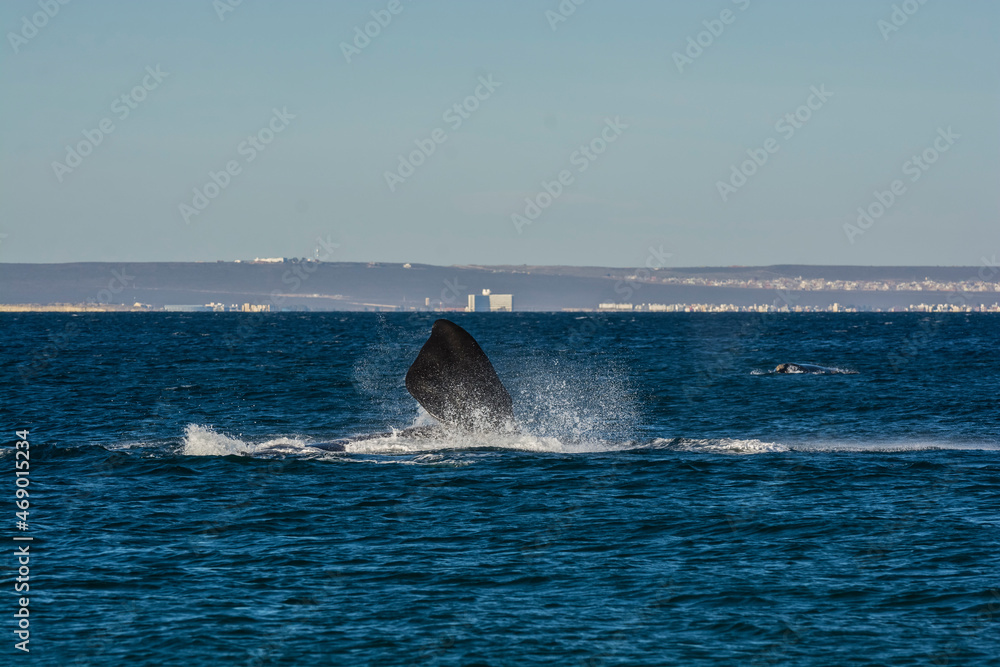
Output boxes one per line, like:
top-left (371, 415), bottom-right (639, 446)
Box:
top-left (2, 312), bottom-right (999, 666)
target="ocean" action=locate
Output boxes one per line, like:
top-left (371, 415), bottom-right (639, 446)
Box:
top-left (2, 312), bottom-right (998, 665)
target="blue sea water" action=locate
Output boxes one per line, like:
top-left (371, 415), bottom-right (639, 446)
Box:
top-left (2, 312), bottom-right (999, 666)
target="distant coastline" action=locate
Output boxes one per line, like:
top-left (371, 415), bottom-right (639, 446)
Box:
top-left (1, 261), bottom-right (998, 313)
top-left (3, 303), bottom-right (999, 314)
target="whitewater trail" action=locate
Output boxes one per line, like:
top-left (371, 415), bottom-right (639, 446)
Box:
top-left (179, 424), bottom-right (999, 458)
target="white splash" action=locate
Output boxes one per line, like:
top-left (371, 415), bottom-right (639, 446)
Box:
top-left (181, 424), bottom-right (310, 457)
top-left (342, 430), bottom-right (621, 456)
top-left (650, 438), bottom-right (790, 454)
top-left (179, 424), bottom-right (999, 458)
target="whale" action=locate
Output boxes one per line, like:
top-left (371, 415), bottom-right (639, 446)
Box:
top-left (309, 319), bottom-right (514, 452)
top-left (405, 319), bottom-right (516, 432)
top-left (304, 323), bottom-right (864, 454)
top-left (773, 362), bottom-right (856, 375)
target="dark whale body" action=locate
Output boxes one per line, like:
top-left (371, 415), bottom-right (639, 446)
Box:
top-left (405, 319), bottom-right (515, 432)
top-left (310, 320), bottom-right (514, 452)
top-left (774, 363), bottom-right (856, 375)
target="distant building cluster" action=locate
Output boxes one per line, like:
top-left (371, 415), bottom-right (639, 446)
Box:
top-left (906, 303), bottom-right (1000, 313)
top-left (0, 302), bottom-right (274, 313)
top-left (414, 289), bottom-right (514, 312)
top-left (597, 302), bottom-right (1000, 313)
top-left (231, 257), bottom-right (322, 265)
top-left (160, 303), bottom-right (272, 312)
top-left (615, 274), bottom-right (1000, 294)
top-left (600, 303), bottom-right (817, 313)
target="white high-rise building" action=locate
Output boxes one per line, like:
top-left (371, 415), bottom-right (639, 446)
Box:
top-left (466, 289), bottom-right (513, 312)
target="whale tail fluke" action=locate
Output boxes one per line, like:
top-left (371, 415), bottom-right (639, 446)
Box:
top-left (405, 319), bottom-right (516, 432)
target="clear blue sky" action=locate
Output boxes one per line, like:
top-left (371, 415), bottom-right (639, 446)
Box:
top-left (1, 0), bottom-right (997, 267)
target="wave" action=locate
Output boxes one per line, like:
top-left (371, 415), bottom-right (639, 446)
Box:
top-left (181, 424), bottom-right (312, 457)
top-left (651, 438), bottom-right (1000, 454)
top-left (178, 424), bottom-right (1000, 458)
top-left (650, 437), bottom-right (789, 454)
top-left (180, 423), bottom-right (630, 458)
top-left (782, 440), bottom-right (1000, 453)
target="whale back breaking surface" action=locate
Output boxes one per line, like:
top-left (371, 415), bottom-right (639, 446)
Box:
top-left (405, 319), bottom-right (515, 432)
top-left (775, 362), bottom-right (857, 375)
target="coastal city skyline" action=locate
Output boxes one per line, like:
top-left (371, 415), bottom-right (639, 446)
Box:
top-left (3, 259), bottom-right (998, 313)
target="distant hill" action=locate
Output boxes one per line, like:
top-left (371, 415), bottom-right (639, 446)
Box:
top-left (0, 262), bottom-right (997, 311)
top-left (480, 264), bottom-right (989, 283)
